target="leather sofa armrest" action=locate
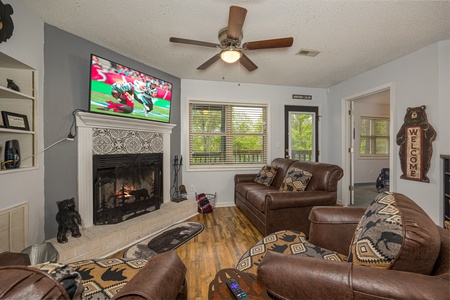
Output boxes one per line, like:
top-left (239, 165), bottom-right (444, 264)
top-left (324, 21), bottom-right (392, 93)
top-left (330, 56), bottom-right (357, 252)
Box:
top-left (308, 207), bottom-right (365, 255)
top-left (112, 251), bottom-right (187, 300)
top-left (0, 265), bottom-right (70, 299)
top-left (0, 251), bottom-right (31, 266)
top-left (234, 174), bottom-right (256, 183)
top-left (257, 251), bottom-right (353, 299)
top-left (257, 251), bottom-right (448, 300)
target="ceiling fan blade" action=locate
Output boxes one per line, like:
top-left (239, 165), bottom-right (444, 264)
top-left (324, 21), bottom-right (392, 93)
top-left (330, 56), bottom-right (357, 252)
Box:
top-left (227, 6), bottom-right (247, 40)
top-left (197, 53), bottom-right (221, 70)
top-left (170, 37), bottom-right (219, 48)
top-left (239, 53), bottom-right (258, 72)
top-left (243, 37), bottom-right (294, 50)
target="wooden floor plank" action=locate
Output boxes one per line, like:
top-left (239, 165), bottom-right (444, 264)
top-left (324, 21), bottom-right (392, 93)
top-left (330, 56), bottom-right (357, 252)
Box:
top-left (176, 206), bottom-right (263, 300)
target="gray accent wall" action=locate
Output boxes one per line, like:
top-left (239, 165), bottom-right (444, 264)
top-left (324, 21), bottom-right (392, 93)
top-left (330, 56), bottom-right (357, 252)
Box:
top-left (43, 24), bottom-right (181, 239)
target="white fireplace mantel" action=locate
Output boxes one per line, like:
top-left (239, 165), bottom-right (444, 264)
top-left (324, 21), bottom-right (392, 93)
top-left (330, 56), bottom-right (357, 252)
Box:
top-left (75, 111), bottom-right (176, 228)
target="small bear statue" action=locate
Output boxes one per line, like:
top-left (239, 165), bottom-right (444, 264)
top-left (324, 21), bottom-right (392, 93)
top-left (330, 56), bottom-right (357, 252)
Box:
top-left (56, 198), bottom-right (82, 244)
top-left (7, 79), bottom-right (19, 92)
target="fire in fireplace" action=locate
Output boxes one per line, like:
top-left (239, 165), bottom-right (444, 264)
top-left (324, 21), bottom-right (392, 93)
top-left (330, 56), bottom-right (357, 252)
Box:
top-left (93, 153), bottom-right (163, 225)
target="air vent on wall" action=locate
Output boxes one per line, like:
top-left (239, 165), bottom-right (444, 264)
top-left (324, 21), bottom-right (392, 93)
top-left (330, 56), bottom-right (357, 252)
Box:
top-left (0, 203), bottom-right (28, 252)
top-left (296, 48), bottom-right (321, 57)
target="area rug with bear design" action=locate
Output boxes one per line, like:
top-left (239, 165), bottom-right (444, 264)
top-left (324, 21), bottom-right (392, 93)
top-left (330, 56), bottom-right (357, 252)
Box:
top-left (123, 221), bottom-right (204, 259)
top-left (69, 257), bottom-right (147, 299)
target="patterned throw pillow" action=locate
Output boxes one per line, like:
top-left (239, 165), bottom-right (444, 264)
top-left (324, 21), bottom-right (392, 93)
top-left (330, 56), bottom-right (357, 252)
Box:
top-left (348, 192), bottom-right (403, 269)
top-left (279, 168), bottom-right (312, 191)
top-left (254, 164), bottom-right (278, 186)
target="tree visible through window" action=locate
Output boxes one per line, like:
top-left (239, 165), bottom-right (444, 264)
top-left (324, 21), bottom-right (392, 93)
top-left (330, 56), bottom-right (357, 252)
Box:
top-left (360, 117), bottom-right (390, 156)
top-left (189, 101), bottom-right (267, 167)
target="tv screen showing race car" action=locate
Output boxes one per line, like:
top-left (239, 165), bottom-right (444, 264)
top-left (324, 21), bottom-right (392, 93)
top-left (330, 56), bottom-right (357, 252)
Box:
top-left (89, 54), bottom-right (172, 123)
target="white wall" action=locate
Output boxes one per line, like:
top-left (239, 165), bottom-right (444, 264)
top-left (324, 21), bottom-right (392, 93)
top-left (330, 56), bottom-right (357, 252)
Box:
top-left (180, 79), bottom-right (327, 205)
top-left (327, 40), bottom-right (450, 225)
top-left (354, 102), bottom-right (390, 183)
top-left (0, 0), bottom-right (45, 245)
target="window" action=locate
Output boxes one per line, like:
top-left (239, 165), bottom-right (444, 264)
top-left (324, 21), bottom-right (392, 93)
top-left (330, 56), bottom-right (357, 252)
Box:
top-left (359, 116), bottom-right (390, 156)
top-left (189, 101), bottom-right (268, 168)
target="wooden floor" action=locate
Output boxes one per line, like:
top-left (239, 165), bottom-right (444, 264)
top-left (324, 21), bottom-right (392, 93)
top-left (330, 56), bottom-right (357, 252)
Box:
top-left (109, 206), bottom-right (263, 299)
top-left (175, 206), bottom-right (263, 300)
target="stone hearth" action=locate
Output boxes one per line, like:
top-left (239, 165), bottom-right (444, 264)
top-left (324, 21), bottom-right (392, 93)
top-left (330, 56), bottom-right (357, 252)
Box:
top-left (49, 200), bottom-right (197, 263)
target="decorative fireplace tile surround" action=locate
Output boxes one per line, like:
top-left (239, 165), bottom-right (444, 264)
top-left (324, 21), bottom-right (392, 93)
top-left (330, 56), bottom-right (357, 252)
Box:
top-left (46, 112), bottom-right (198, 262)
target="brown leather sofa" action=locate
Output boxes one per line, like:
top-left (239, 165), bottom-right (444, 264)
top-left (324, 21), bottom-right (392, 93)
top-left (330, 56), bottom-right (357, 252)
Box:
top-left (0, 250), bottom-right (187, 299)
top-left (234, 158), bottom-right (343, 236)
top-left (256, 193), bottom-right (450, 300)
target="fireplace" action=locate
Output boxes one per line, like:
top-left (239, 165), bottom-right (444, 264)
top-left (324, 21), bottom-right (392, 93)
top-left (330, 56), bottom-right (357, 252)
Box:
top-left (75, 111), bottom-right (176, 227)
top-left (93, 153), bottom-right (163, 225)
top-left (48, 112), bottom-right (198, 263)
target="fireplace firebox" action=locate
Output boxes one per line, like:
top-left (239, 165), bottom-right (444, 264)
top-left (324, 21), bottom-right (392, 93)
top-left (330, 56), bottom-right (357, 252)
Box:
top-left (93, 153), bottom-right (162, 225)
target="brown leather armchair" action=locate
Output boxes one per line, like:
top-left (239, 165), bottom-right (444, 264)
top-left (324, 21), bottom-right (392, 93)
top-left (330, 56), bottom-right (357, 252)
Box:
top-left (0, 250), bottom-right (187, 299)
top-left (255, 193), bottom-right (450, 299)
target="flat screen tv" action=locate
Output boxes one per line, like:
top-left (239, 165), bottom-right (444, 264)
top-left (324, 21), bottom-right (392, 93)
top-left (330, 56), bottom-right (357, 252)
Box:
top-left (89, 54), bottom-right (172, 123)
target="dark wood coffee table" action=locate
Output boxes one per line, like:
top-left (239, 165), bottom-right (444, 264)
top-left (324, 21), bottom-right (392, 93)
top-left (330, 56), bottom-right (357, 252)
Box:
top-left (208, 268), bottom-right (271, 300)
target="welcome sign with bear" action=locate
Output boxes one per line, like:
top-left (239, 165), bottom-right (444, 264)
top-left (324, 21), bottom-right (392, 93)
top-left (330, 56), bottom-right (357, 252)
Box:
top-left (396, 105), bottom-right (436, 183)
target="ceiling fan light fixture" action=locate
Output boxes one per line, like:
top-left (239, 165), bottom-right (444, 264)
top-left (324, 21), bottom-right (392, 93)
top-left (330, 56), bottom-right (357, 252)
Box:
top-left (220, 49), bottom-right (242, 63)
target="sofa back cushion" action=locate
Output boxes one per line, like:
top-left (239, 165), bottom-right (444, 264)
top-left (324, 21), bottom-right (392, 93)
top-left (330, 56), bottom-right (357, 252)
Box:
top-left (289, 161), bottom-right (343, 192)
top-left (348, 192), bottom-right (440, 275)
top-left (270, 158), bottom-right (297, 189)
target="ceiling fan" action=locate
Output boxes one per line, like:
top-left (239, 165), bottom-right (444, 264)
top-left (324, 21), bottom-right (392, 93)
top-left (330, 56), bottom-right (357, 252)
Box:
top-left (169, 6), bottom-right (294, 72)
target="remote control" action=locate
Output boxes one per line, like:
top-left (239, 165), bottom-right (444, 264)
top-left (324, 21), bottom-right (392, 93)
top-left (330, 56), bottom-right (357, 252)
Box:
top-left (226, 279), bottom-right (249, 300)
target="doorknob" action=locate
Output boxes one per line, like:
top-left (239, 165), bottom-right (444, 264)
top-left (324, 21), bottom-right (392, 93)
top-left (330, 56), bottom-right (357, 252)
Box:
top-left (285, 149), bottom-right (290, 159)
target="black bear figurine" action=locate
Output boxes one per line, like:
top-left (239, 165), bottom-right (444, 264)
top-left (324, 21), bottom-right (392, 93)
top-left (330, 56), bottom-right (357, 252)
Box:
top-left (7, 79), bottom-right (19, 92)
top-left (56, 198), bottom-right (82, 244)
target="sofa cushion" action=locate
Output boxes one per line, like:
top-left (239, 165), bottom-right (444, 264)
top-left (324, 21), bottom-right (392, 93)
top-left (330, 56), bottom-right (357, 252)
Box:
top-left (270, 158), bottom-right (297, 189)
top-left (348, 192), bottom-right (440, 274)
top-left (254, 164), bottom-right (278, 186)
top-left (236, 230), bottom-right (346, 275)
top-left (279, 168), bottom-right (312, 192)
top-left (246, 189), bottom-right (273, 212)
top-left (236, 181), bottom-right (272, 199)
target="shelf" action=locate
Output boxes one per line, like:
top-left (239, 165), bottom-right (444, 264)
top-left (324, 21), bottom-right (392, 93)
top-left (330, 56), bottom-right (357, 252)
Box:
top-left (0, 127), bottom-right (35, 134)
top-left (0, 166), bottom-right (38, 175)
top-left (0, 85), bottom-right (34, 100)
top-left (0, 52), bottom-right (37, 171)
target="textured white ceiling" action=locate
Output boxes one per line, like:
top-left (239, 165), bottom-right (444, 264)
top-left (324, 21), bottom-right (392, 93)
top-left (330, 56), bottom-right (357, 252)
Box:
top-left (20, 0), bottom-right (450, 88)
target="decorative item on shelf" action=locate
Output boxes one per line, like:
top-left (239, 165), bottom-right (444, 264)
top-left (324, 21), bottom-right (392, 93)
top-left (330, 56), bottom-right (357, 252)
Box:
top-left (6, 78), bottom-right (19, 92)
top-left (171, 155), bottom-right (187, 202)
top-left (3, 139), bottom-right (20, 169)
top-left (0, 0), bottom-right (14, 43)
top-left (56, 198), bottom-right (82, 244)
top-left (1, 111), bottom-right (29, 131)
top-left (396, 105), bottom-right (436, 183)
